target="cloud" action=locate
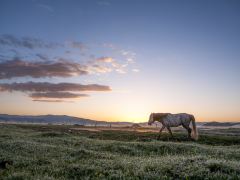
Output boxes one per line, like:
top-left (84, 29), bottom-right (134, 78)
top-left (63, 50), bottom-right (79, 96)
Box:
top-left (0, 34), bottom-right (60, 49)
top-left (0, 34), bottom-right (139, 103)
top-left (96, 57), bottom-right (114, 63)
top-left (86, 57), bottom-right (113, 74)
top-left (88, 57), bottom-right (128, 74)
top-left (88, 64), bottom-right (113, 73)
top-left (32, 99), bottom-right (73, 103)
top-left (0, 34), bottom-right (87, 51)
top-left (36, 53), bottom-right (49, 60)
top-left (102, 43), bottom-right (138, 72)
top-left (0, 35), bottom-right (139, 76)
top-left (132, 69), bottom-right (140, 72)
top-left (115, 69), bottom-right (126, 74)
top-left (70, 41), bottom-right (88, 51)
top-left (0, 82), bottom-right (111, 92)
top-left (0, 82), bottom-right (111, 101)
top-left (0, 57), bottom-right (132, 79)
top-left (0, 59), bottom-right (88, 79)
top-left (30, 92), bottom-right (89, 99)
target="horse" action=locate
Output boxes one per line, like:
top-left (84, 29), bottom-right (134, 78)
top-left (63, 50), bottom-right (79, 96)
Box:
top-left (148, 113), bottom-right (198, 140)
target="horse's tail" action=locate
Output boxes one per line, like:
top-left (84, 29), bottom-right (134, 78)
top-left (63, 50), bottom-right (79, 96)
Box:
top-left (191, 115), bottom-right (198, 140)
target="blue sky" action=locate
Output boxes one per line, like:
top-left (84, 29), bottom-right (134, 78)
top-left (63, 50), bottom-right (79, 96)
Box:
top-left (0, 0), bottom-right (240, 122)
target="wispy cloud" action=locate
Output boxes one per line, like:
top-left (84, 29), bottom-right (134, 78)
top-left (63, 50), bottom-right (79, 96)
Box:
top-left (132, 68), bottom-right (140, 72)
top-left (96, 57), bottom-right (114, 63)
top-left (87, 56), bottom-right (130, 74)
top-left (0, 34), bottom-right (60, 49)
top-left (102, 43), bottom-right (138, 72)
top-left (35, 53), bottom-right (48, 60)
top-left (0, 34), bottom-right (89, 52)
top-left (69, 41), bottom-right (88, 51)
top-left (88, 64), bottom-right (113, 73)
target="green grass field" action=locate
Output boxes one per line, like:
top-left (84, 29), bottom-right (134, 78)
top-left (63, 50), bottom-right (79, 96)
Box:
top-left (0, 124), bottom-right (240, 179)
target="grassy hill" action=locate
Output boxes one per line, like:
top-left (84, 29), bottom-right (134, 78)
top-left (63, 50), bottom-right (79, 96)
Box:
top-left (0, 124), bottom-right (240, 179)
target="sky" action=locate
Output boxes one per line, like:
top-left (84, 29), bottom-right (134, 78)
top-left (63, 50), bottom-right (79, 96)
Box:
top-left (0, 0), bottom-right (240, 122)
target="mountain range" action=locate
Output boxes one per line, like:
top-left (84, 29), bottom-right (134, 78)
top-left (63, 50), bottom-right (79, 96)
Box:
top-left (0, 114), bottom-right (133, 126)
top-left (0, 114), bottom-right (239, 127)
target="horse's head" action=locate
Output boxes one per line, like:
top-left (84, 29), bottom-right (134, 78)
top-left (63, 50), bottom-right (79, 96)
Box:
top-left (148, 113), bottom-right (154, 125)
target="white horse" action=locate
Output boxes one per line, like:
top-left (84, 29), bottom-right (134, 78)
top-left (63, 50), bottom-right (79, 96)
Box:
top-left (148, 113), bottom-right (198, 140)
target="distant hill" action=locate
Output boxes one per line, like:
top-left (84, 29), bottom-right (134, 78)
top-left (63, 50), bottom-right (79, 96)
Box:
top-left (203, 121), bottom-right (240, 127)
top-left (0, 114), bottom-right (133, 126)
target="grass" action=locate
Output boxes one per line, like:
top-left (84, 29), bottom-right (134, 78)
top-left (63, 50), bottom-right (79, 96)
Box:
top-left (0, 124), bottom-right (240, 179)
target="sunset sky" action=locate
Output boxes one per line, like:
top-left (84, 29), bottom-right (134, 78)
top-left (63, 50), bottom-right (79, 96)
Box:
top-left (0, 0), bottom-right (240, 122)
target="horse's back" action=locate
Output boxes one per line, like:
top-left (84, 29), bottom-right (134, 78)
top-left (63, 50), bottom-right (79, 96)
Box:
top-left (177, 113), bottom-right (193, 120)
top-left (163, 113), bottom-right (192, 127)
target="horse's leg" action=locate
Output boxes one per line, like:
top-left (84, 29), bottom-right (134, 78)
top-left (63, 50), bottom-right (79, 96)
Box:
top-left (182, 124), bottom-right (192, 139)
top-left (166, 127), bottom-right (173, 137)
top-left (157, 125), bottom-right (165, 140)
